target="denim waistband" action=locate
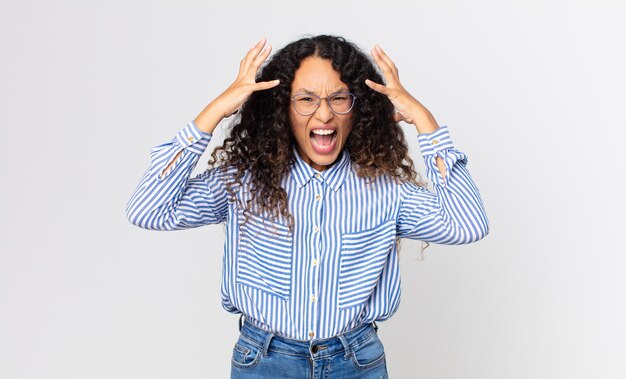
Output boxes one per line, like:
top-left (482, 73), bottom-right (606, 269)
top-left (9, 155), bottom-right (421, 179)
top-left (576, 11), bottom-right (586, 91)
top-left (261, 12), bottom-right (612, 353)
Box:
top-left (236, 315), bottom-right (379, 359)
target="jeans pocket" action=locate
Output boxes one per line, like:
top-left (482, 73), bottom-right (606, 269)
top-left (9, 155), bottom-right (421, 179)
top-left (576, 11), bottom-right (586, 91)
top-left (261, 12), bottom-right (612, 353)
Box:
top-left (231, 337), bottom-right (262, 369)
top-left (338, 219), bottom-right (396, 309)
top-left (236, 213), bottom-right (293, 300)
top-left (351, 331), bottom-right (387, 370)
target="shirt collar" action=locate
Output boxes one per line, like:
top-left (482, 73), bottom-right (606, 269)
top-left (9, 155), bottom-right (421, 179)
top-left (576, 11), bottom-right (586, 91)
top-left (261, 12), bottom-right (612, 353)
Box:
top-left (290, 145), bottom-right (351, 191)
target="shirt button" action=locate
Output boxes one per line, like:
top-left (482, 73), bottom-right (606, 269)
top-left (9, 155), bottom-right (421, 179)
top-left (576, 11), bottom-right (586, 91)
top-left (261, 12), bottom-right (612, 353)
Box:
top-left (312, 259), bottom-right (318, 266)
top-left (313, 226), bottom-right (319, 233)
top-left (310, 294), bottom-right (317, 302)
top-left (309, 331), bottom-right (315, 338)
top-left (187, 136), bottom-right (195, 143)
top-left (431, 139), bottom-right (439, 145)
top-left (315, 173), bottom-right (321, 179)
top-left (315, 194), bottom-right (321, 201)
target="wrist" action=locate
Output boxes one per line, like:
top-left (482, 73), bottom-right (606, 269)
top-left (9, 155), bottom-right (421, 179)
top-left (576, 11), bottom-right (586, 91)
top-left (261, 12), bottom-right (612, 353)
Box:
top-left (411, 107), bottom-right (440, 134)
top-left (194, 102), bottom-right (225, 134)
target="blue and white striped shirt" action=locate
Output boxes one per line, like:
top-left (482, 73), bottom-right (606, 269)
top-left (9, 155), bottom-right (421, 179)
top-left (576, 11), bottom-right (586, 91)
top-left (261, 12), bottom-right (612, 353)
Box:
top-left (126, 120), bottom-right (489, 340)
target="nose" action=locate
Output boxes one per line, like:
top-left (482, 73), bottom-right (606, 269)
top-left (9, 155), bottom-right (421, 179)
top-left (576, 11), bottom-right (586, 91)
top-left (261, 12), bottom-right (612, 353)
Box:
top-left (314, 98), bottom-right (334, 123)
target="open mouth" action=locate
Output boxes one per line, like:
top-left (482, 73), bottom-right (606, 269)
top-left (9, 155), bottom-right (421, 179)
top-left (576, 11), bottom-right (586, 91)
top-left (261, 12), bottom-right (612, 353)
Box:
top-left (310, 129), bottom-right (338, 154)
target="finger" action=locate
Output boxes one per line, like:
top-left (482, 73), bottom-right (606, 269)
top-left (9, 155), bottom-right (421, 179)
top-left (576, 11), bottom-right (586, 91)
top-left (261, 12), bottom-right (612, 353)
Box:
top-left (240, 41), bottom-right (261, 71)
top-left (241, 37), bottom-right (265, 65)
top-left (242, 37), bottom-right (267, 70)
top-left (375, 44), bottom-right (399, 76)
top-left (254, 79), bottom-right (280, 91)
top-left (250, 43), bottom-right (272, 72)
top-left (371, 47), bottom-right (397, 84)
top-left (241, 37), bottom-right (267, 74)
top-left (365, 79), bottom-right (388, 95)
top-left (239, 38), bottom-right (264, 76)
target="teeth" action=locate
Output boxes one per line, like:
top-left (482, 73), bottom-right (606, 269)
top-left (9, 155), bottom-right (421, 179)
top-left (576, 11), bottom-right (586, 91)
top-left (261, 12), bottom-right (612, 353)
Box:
top-left (312, 129), bottom-right (334, 135)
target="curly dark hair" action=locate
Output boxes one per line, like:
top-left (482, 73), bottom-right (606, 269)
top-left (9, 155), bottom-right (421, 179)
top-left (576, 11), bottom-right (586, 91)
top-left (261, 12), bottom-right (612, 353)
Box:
top-left (207, 34), bottom-right (426, 232)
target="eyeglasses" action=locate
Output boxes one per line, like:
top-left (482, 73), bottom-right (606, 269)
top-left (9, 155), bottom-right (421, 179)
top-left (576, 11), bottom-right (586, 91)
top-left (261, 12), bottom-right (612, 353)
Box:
top-left (291, 92), bottom-right (356, 116)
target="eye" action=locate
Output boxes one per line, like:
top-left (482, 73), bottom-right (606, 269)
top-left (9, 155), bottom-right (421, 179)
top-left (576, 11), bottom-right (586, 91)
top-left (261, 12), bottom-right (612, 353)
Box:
top-left (298, 96), bottom-right (314, 102)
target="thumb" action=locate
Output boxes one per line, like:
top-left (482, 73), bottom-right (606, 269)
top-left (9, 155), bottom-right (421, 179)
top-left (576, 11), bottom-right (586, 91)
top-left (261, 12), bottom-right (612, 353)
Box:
top-left (255, 79), bottom-right (280, 91)
top-left (365, 79), bottom-right (387, 95)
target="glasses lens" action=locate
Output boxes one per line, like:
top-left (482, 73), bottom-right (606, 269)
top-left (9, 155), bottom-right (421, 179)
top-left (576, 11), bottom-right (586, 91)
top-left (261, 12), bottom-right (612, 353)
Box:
top-left (329, 93), bottom-right (354, 114)
top-left (292, 93), bottom-right (355, 115)
top-left (293, 94), bottom-right (319, 115)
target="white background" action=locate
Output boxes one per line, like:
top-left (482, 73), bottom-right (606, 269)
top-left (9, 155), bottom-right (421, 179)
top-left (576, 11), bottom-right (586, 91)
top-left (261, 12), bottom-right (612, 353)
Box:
top-left (1, 0), bottom-right (625, 378)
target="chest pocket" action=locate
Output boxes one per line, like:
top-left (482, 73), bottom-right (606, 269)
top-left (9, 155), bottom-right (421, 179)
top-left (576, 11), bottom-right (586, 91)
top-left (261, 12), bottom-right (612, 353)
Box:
top-left (338, 219), bottom-right (397, 310)
top-left (236, 213), bottom-right (293, 300)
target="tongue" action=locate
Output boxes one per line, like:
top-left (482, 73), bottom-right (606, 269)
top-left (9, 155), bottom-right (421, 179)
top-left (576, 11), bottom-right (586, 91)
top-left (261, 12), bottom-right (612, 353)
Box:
top-left (314, 133), bottom-right (333, 146)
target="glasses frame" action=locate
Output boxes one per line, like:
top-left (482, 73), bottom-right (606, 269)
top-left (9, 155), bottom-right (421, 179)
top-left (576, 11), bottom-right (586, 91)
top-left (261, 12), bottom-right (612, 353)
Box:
top-left (290, 92), bottom-right (357, 116)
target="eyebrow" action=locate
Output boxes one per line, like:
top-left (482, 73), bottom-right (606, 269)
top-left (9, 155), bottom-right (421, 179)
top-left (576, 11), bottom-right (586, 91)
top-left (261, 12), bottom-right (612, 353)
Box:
top-left (294, 87), bottom-right (349, 94)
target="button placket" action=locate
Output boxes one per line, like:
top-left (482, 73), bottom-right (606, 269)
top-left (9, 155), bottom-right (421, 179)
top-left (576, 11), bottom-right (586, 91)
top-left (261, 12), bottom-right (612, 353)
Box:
top-left (309, 179), bottom-right (324, 340)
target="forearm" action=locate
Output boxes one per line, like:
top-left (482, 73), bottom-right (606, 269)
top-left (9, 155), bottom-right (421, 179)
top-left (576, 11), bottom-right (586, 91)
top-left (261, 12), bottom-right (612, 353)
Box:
top-left (414, 124), bottom-right (489, 243)
top-left (194, 101), bottom-right (226, 134)
top-left (398, 127), bottom-right (489, 244)
top-left (161, 102), bottom-right (225, 175)
top-left (126, 122), bottom-right (214, 230)
top-left (435, 156), bottom-right (446, 180)
top-left (411, 106), bottom-right (446, 179)
top-left (412, 105), bottom-right (440, 135)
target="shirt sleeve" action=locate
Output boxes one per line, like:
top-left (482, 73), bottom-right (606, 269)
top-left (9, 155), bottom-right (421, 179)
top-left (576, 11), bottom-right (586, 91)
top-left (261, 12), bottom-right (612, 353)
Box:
top-left (126, 120), bottom-right (230, 230)
top-left (396, 125), bottom-right (490, 244)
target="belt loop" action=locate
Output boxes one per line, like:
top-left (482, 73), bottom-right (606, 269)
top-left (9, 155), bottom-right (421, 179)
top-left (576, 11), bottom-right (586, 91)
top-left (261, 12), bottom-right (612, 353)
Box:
top-left (337, 334), bottom-right (352, 360)
top-left (238, 314), bottom-right (244, 332)
top-left (261, 331), bottom-right (275, 357)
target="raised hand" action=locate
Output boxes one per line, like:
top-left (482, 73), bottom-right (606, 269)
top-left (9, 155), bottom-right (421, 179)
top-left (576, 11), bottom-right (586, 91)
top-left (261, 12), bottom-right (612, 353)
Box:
top-left (214, 37), bottom-right (280, 118)
top-left (194, 38), bottom-right (280, 134)
top-left (365, 44), bottom-right (438, 132)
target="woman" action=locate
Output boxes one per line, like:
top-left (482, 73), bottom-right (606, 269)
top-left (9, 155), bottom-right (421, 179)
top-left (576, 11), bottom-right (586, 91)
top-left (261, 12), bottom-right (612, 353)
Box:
top-left (126, 34), bottom-right (489, 378)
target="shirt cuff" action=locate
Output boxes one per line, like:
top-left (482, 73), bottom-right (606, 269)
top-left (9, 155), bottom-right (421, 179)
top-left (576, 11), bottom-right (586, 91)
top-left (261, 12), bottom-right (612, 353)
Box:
top-left (175, 120), bottom-right (212, 154)
top-left (417, 125), bottom-right (454, 156)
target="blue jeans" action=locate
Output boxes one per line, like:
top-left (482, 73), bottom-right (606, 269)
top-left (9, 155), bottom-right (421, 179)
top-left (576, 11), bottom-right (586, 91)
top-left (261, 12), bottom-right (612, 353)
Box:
top-left (230, 315), bottom-right (389, 378)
